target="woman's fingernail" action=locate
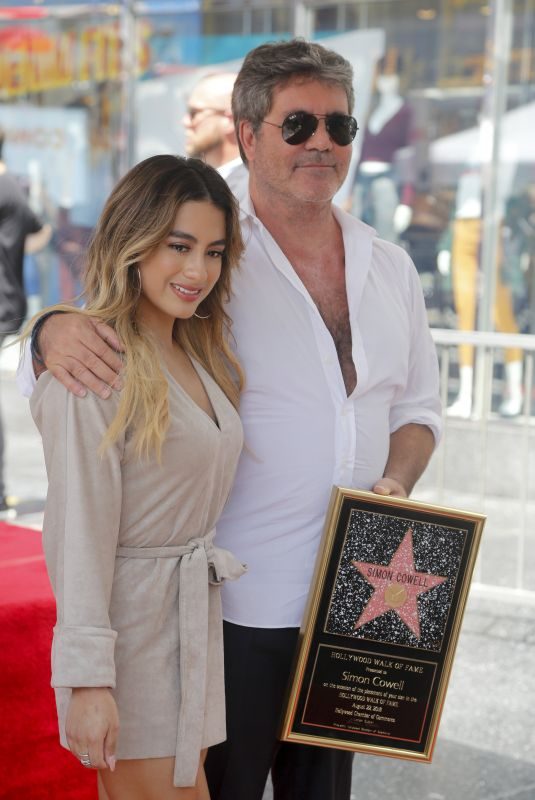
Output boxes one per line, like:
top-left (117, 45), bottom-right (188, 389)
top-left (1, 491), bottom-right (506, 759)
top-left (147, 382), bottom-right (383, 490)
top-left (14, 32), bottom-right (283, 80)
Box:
top-left (107, 755), bottom-right (116, 771)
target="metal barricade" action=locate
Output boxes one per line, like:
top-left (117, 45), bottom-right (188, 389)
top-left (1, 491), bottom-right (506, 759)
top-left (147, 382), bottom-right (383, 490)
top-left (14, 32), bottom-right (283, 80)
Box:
top-left (414, 329), bottom-right (535, 604)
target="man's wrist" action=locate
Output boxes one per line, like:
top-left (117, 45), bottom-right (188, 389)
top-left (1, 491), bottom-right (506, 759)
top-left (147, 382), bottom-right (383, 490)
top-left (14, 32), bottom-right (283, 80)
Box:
top-left (30, 309), bottom-right (65, 366)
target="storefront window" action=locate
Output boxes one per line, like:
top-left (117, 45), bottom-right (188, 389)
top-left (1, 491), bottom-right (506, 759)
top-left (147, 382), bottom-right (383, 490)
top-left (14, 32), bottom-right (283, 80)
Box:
top-left (306, 1), bottom-right (493, 333)
top-left (1, 0), bottom-right (534, 359)
top-left (0, 2), bottom-right (131, 310)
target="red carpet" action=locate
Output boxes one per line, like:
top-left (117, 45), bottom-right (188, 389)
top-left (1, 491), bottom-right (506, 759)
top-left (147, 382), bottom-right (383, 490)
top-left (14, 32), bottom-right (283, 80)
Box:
top-left (0, 522), bottom-right (97, 800)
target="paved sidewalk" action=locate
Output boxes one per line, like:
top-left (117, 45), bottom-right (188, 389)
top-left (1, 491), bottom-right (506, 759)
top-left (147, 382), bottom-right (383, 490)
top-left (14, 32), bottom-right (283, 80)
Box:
top-left (263, 591), bottom-right (535, 800)
top-left (2, 362), bottom-right (534, 800)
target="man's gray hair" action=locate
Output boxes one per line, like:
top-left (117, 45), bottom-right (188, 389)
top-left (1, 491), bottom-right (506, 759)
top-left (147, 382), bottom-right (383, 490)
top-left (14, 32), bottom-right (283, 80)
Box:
top-left (232, 38), bottom-right (354, 163)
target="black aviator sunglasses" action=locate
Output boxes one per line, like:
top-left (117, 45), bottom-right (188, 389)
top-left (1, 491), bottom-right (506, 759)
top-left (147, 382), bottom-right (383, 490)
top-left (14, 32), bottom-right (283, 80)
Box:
top-left (263, 111), bottom-right (358, 146)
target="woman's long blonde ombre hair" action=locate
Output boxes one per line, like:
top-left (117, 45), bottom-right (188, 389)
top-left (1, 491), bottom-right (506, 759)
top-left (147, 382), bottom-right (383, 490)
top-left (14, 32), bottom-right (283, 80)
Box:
top-left (31, 155), bottom-right (244, 459)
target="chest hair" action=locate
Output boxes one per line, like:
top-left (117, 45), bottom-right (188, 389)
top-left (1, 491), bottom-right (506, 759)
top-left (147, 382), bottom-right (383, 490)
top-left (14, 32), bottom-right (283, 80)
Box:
top-left (298, 260), bottom-right (357, 397)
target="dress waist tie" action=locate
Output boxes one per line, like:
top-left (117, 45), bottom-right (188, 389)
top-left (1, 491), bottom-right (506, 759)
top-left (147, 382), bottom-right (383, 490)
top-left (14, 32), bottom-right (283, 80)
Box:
top-left (116, 531), bottom-right (246, 788)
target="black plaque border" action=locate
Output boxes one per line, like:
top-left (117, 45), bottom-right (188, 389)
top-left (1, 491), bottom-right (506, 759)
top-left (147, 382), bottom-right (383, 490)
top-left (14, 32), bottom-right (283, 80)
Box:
top-left (279, 487), bottom-right (485, 762)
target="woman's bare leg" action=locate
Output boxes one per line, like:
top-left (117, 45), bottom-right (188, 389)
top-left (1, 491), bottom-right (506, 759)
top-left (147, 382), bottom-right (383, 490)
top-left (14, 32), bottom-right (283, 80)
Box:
top-left (99, 756), bottom-right (210, 800)
top-left (196, 750), bottom-right (210, 800)
top-left (98, 773), bottom-right (112, 800)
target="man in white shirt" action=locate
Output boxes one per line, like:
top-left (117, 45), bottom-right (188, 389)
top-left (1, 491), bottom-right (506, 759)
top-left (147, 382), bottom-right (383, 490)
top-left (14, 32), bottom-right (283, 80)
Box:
top-left (183, 71), bottom-right (248, 205)
top-left (21, 39), bottom-right (441, 800)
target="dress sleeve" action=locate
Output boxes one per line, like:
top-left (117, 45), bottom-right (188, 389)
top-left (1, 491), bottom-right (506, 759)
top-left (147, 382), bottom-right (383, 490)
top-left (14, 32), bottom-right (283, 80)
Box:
top-left (30, 375), bottom-right (125, 688)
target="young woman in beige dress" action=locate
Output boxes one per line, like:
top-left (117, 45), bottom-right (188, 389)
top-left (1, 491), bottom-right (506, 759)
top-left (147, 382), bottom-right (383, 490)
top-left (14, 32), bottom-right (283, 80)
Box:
top-left (28, 155), bottom-right (246, 800)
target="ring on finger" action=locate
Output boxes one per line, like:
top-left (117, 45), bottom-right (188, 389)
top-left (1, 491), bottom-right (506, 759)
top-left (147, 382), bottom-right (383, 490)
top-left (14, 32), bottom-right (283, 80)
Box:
top-left (78, 752), bottom-right (92, 767)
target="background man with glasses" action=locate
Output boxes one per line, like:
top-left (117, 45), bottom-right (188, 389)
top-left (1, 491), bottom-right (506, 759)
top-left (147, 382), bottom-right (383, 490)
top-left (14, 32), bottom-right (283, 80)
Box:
top-left (20, 38), bottom-right (441, 800)
top-left (183, 71), bottom-right (248, 204)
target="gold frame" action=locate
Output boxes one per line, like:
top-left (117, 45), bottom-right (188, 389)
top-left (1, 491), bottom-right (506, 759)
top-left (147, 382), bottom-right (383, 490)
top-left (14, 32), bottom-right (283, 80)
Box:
top-left (279, 487), bottom-right (486, 762)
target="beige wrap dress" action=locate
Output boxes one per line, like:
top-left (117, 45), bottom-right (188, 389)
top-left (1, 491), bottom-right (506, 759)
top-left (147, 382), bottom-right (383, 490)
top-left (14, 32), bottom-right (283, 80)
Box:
top-left (30, 359), bottom-right (245, 788)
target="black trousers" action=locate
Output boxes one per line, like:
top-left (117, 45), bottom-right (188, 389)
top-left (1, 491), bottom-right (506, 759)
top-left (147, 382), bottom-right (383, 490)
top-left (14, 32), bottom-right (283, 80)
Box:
top-left (205, 621), bottom-right (354, 800)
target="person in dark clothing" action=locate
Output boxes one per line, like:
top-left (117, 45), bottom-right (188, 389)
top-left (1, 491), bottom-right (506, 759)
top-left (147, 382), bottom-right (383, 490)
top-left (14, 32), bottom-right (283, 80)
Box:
top-left (0, 126), bottom-right (51, 509)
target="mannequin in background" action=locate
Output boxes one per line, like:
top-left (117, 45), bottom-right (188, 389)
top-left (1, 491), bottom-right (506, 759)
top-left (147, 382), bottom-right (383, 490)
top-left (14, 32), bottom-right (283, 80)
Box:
top-left (183, 72), bottom-right (248, 205)
top-left (351, 51), bottom-right (413, 242)
top-left (438, 166), bottom-right (523, 418)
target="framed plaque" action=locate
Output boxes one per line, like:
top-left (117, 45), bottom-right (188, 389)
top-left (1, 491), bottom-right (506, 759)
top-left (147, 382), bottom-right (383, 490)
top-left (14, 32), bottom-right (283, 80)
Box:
top-left (280, 487), bottom-right (485, 762)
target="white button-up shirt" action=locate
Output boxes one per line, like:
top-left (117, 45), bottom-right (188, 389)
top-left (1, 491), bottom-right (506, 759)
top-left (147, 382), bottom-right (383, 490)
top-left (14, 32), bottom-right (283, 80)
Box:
top-left (216, 196), bottom-right (442, 628)
top-left (217, 157), bottom-right (249, 208)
